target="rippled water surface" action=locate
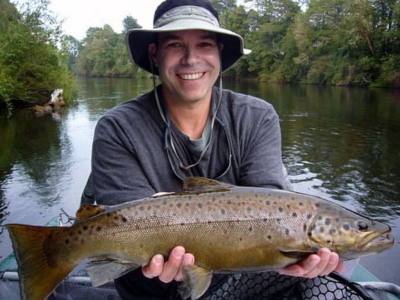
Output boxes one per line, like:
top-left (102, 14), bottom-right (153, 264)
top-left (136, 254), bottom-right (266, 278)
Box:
top-left (1, 78), bottom-right (399, 284)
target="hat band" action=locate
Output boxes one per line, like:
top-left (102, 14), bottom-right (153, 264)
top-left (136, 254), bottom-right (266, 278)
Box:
top-left (154, 5), bottom-right (220, 28)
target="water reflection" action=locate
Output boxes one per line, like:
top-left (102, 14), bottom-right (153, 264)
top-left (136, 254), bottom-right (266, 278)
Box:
top-left (231, 80), bottom-right (400, 224)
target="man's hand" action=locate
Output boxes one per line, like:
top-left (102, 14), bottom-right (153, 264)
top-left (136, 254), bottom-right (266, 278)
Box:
top-left (142, 246), bottom-right (195, 283)
top-left (279, 248), bottom-right (344, 278)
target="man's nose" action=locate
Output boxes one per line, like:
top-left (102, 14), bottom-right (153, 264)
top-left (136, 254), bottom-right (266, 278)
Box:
top-left (181, 45), bottom-right (198, 65)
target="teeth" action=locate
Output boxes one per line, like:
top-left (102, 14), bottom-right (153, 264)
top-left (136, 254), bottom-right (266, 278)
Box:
top-left (179, 72), bottom-right (204, 80)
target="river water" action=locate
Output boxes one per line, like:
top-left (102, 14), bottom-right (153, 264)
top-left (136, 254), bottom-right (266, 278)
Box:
top-left (0, 78), bottom-right (399, 284)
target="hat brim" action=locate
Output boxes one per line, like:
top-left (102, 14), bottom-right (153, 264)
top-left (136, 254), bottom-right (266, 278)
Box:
top-left (126, 19), bottom-right (250, 75)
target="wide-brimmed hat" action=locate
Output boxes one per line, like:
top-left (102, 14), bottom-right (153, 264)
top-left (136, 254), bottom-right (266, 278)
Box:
top-left (126, 0), bottom-right (250, 75)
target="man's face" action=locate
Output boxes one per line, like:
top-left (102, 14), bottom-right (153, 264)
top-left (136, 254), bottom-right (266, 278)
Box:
top-left (149, 30), bottom-right (221, 106)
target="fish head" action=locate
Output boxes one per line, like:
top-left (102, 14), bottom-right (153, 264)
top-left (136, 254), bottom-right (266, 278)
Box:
top-left (307, 202), bottom-right (394, 259)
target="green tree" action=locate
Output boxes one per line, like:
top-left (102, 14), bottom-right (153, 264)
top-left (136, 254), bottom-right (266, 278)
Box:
top-left (0, 0), bottom-right (75, 111)
top-left (123, 16), bottom-right (142, 33)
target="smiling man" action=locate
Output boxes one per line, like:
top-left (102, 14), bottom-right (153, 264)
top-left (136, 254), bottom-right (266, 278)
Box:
top-left (82, 0), bottom-right (342, 299)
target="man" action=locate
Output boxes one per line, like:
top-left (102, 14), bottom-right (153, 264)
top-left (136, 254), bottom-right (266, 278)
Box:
top-left (82, 0), bottom-right (342, 298)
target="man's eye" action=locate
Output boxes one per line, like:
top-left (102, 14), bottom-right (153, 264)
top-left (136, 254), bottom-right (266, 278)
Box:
top-left (199, 42), bottom-right (215, 48)
top-left (166, 42), bottom-right (182, 48)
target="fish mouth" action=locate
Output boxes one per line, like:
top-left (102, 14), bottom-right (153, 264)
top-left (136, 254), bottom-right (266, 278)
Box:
top-left (360, 229), bottom-right (394, 253)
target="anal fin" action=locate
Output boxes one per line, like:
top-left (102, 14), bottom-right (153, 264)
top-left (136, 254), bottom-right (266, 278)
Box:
top-left (179, 265), bottom-right (212, 300)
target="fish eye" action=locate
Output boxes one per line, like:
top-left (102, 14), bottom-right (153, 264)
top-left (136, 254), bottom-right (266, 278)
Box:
top-left (357, 221), bottom-right (369, 231)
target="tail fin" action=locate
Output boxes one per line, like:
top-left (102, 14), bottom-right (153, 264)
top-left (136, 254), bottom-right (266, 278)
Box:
top-left (6, 224), bottom-right (75, 300)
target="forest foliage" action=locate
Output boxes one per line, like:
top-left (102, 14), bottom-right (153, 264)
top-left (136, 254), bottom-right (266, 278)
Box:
top-left (0, 0), bottom-right (76, 111)
top-left (73, 0), bottom-right (400, 87)
top-left (1, 0), bottom-right (399, 113)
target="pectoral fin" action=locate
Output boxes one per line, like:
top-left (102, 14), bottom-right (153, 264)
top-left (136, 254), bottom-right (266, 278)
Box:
top-left (86, 258), bottom-right (137, 286)
top-left (278, 247), bottom-right (316, 259)
top-left (179, 265), bottom-right (213, 300)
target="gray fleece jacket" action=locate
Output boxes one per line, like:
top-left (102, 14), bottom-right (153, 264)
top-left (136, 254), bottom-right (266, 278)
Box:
top-left (82, 86), bottom-right (287, 205)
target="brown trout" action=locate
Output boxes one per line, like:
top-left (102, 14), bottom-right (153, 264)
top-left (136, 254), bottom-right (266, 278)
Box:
top-left (6, 177), bottom-right (394, 300)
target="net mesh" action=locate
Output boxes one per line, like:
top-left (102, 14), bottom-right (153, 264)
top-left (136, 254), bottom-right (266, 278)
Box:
top-left (198, 272), bottom-right (371, 300)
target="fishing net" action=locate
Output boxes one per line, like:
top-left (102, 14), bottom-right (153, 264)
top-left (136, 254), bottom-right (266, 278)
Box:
top-left (197, 272), bottom-right (377, 300)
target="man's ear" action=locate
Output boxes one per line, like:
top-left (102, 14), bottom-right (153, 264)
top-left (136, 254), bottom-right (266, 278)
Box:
top-left (148, 43), bottom-right (158, 66)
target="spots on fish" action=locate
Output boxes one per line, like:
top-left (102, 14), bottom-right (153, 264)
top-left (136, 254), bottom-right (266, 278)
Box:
top-left (106, 213), bottom-right (111, 217)
top-left (211, 197), bottom-right (216, 202)
top-left (177, 203), bottom-right (182, 208)
top-left (78, 230), bottom-right (82, 235)
top-left (285, 229), bottom-right (290, 235)
top-left (277, 218), bottom-right (281, 224)
top-left (223, 229), bottom-right (228, 235)
top-left (299, 202), bottom-right (303, 206)
top-left (286, 204), bottom-right (291, 209)
top-left (320, 227), bottom-right (324, 233)
top-left (140, 206), bottom-right (145, 211)
top-left (140, 244), bottom-right (144, 249)
top-left (114, 216), bottom-right (119, 221)
top-left (273, 201), bottom-right (277, 205)
top-left (162, 199), bottom-right (167, 205)
top-left (96, 226), bottom-right (102, 232)
top-left (248, 226), bottom-right (253, 232)
top-left (180, 222), bottom-right (185, 226)
top-left (122, 217), bottom-right (127, 223)
top-left (318, 216), bottom-right (323, 221)
top-left (292, 212), bottom-right (297, 218)
top-left (267, 235), bottom-right (272, 240)
top-left (315, 203), bottom-right (320, 208)
top-left (343, 224), bottom-right (350, 231)
top-left (185, 203), bottom-right (190, 207)
top-left (307, 214), bottom-right (312, 220)
top-left (303, 224), bottom-right (307, 232)
top-left (227, 200), bottom-right (232, 205)
top-left (278, 207), bottom-right (283, 213)
top-left (65, 238), bottom-right (70, 245)
top-left (325, 218), bottom-right (331, 225)
top-left (188, 195), bottom-right (192, 200)
top-left (330, 229), bottom-right (336, 234)
top-left (220, 209), bottom-right (226, 215)
top-left (83, 225), bottom-right (88, 231)
top-left (198, 203), bottom-right (203, 209)
top-left (265, 200), bottom-right (270, 205)
top-left (239, 237), bottom-right (243, 242)
top-left (254, 194), bottom-right (258, 198)
top-left (263, 218), bottom-right (268, 222)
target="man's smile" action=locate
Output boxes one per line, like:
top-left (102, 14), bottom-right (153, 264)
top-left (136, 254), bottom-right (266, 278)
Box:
top-left (177, 72), bottom-right (205, 80)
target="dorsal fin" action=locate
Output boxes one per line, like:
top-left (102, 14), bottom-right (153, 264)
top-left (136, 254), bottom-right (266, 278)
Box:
top-left (182, 177), bottom-right (231, 193)
top-left (76, 204), bottom-right (106, 220)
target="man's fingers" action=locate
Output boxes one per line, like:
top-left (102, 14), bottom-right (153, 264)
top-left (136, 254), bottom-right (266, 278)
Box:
top-left (142, 254), bottom-right (164, 279)
top-left (303, 248), bottom-right (330, 278)
top-left (320, 252), bottom-right (339, 276)
top-left (174, 253), bottom-right (195, 281)
top-left (159, 246), bottom-right (185, 283)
